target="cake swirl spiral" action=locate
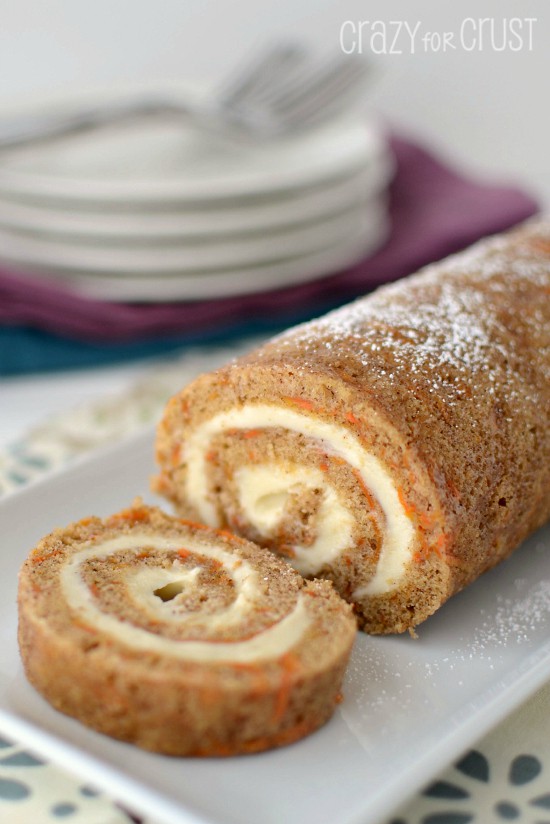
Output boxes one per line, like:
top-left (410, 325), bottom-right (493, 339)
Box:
top-left (18, 504), bottom-right (355, 755)
top-left (155, 219), bottom-right (550, 634)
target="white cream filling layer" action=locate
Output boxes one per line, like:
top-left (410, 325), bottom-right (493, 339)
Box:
top-left (234, 464), bottom-right (355, 576)
top-left (183, 405), bottom-right (415, 595)
top-left (60, 533), bottom-right (310, 663)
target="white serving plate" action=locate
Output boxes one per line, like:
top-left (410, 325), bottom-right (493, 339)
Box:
top-left (2, 430), bottom-right (550, 824)
top-left (0, 115), bottom-right (384, 203)
top-left (0, 160), bottom-right (393, 239)
top-left (0, 198), bottom-right (384, 272)
top-left (3, 216), bottom-right (386, 302)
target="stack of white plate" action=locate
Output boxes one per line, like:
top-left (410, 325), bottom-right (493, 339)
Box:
top-left (0, 113), bottom-right (393, 302)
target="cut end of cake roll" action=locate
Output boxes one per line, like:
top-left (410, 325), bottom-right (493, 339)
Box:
top-left (154, 219), bottom-right (550, 635)
top-left (18, 503), bottom-right (356, 756)
top-left (154, 366), bottom-right (453, 635)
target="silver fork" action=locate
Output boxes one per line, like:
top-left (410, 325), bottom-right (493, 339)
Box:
top-left (0, 46), bottom-right (369, 150)
top-left (228, 53), bottom-right (371, 136)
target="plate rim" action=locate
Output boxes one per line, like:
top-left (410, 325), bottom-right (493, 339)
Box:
top-left (0, 160), bottom-right (393, 239)
top-left (0, 119), bottom-right (386, 203)
top-left (0, 216), bottom-right (388, 302)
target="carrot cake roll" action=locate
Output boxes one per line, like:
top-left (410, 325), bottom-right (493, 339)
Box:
top-left (155, 219), bottom-right (550, 635)
top-left (18, 503), bottom-right (356, 756)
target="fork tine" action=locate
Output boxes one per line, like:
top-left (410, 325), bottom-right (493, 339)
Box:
top-left (239, 53), bottom-right (328, 112)
top-left (270, 57), bottom-right (369, 116)
top-left (281, 86), bottom-right (365, 132)
top-left (217, 44), bottom-right (307, 109)
top-left (265, 62), bottom-right (369, 134)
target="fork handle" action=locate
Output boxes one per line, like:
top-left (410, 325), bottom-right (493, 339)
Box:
top-left (0, 98), bottom-right (195, 151)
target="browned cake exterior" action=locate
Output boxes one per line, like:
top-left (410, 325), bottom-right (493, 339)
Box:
top-left (18, 503), bottom-right (356, 756)
top-left (155, 219), bottom-right (550, 634)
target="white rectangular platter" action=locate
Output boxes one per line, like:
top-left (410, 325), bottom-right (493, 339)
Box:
top-left (1, 430), bottom-right (550, 824)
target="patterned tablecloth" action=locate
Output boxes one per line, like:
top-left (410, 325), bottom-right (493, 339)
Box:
top-left (2, 343), bottom-right (550, 824)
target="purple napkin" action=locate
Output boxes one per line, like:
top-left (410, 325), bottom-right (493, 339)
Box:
top-left (0, 134), bottom-right (538, 344)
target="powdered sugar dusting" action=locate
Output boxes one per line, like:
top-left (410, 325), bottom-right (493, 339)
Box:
top-left (272, 220), bottom-right (550, 410)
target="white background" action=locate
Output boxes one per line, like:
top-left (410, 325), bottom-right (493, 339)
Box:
top-left (0, 0), bottom-right (548, 445)
top-left (0, 0), bottom-right (547, 196)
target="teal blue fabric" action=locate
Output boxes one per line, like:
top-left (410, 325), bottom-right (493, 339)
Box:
top-left (0, 319), bottom-right (292, 376)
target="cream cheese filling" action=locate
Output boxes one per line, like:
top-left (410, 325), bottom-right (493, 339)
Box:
top-left (183, 404), bottom-right (415, 595)
top-left (234, 463), bottom-right (355, 576)
top-left (60, 533), bottom-right (310, 663)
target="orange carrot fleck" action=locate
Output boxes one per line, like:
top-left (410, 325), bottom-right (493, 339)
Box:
top-left (352, 469), bottom-right (376, 510)
top-left (346, 411), bottom-right (361, 426)
top-left (319, 462), bottom-right (329, 472)
top-left (243, 429), bottom-right (261, 439)
top-left (111, 507), bottom-right (149, 523)
top-left (178, 518), bottom-right (209, 531)
top-left (396, 486), bottom-right (415, 518)
top-left (214, 526), bottom-right (247, 544)
top-left (273, 653), bottom-right (300, 722)
top-left (205, 450), bottom-right (217, 463)
top-left (31, 548), bottom-right (63, 565)
top-left (177, 548), bottom-right (191, 560)
top-left (284, 396), bottom-right (315, 411)
top-left (434, 534), bottom-right (447, 557)
top-left (74, 620), bottom-right (97, 635)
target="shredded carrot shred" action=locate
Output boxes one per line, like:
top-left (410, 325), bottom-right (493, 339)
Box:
top-left (74, 620), bottom-right (97, 635)
top-left (352, 468), bottom-right (376, 510)
top-left (396, 486), bottom-right (415, 518)
top-left (178, 518), bottom-right (209, 531)
top-left (273, 653), bottom-right (300, 722)
top-left (31, 548), bottom-right (63, 565)
top-left (216, 529), bottom-right (244, 543)
top-left (111, 507), bottom-right (149, 523)
top-left (434, 534), bottom-right (447, 557)
top-left (284, 396), bottom-right (315, 411)
top-left (346, 411), bottom-right (361, 426)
